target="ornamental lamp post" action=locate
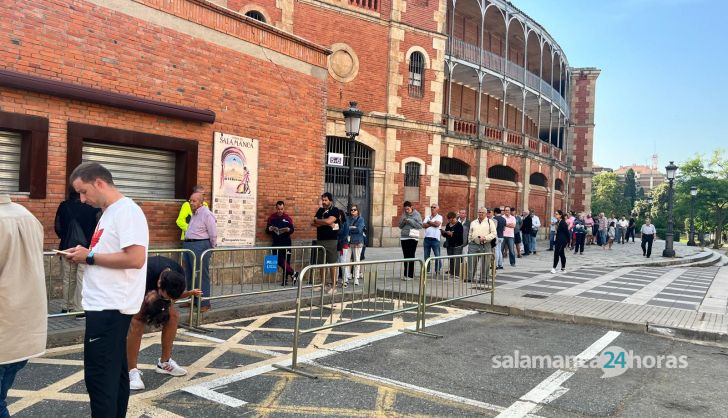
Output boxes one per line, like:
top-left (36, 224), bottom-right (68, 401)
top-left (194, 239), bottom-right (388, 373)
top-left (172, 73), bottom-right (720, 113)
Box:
top-left (343, 101), bottom-right (363, 213)
top-left (662, 161), bottom-right (678, 257)
top-left (687, 186), bottom-right (698, 246)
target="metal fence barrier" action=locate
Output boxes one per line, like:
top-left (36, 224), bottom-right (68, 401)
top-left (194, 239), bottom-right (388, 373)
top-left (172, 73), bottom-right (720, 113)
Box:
top-left (281, 258), bottom-right (425, 375)
top-left (45, 248), bottom-right (198, 327)
top-left (194, 245), bottom-right (325, 323)
top-left (417, 252), bottom-right (495, 333)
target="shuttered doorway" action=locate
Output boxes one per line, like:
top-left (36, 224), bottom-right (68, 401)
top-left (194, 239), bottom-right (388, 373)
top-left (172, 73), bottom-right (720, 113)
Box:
top-left (82, 142), bottom-right (176, 199)
top-left (0, 130), bottom-right (22, 193)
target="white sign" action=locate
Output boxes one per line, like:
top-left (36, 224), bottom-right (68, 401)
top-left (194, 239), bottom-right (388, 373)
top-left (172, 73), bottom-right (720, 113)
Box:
top-left (328, 152), bottom-right (344, 166)
top-left (212, 132), bottom-right (259, 246)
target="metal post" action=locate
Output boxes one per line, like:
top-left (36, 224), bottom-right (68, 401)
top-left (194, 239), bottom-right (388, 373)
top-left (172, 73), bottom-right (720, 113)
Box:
top-left (687, 193), bottom-right (696, 246)
top-left (347, 134), bottom-right (355, 211)
top-left (662, 178), bottom-right (676, 257)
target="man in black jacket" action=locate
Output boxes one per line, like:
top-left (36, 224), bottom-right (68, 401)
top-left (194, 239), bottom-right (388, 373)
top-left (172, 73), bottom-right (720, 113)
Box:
top-left (520, 210), bottom-right (533, 256)
top-left (54, 189), bottom-right (100, 314)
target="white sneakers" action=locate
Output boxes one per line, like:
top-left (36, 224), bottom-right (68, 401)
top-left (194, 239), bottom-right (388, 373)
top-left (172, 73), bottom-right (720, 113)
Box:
top-left (156, 358), bottom-right (187, 376)
top-left (129, 368), bottom-right (144, 390)
top-left (129, 358), bottom-right (187, 391)
top-left (550, 268), bottom-right (558, 274)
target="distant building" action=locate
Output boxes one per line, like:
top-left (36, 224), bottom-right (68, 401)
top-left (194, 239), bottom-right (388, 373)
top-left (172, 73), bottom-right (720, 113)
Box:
top-left (592, 165), bottom-right (613, 174)
top-left (613, 164), bottom-right (665, 195)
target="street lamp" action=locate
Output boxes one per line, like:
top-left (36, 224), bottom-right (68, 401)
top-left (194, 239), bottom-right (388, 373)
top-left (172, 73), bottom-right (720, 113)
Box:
top-left (662, 161), bottom-right (678, 257)
top-left (687, 186), bottom-right (698, 246)
top-left (343, 101), bottom-right (363, 212)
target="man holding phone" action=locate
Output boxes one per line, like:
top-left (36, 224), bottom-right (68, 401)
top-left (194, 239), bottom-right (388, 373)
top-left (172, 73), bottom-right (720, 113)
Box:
top-left (63, 162), bottom-right (148, 418)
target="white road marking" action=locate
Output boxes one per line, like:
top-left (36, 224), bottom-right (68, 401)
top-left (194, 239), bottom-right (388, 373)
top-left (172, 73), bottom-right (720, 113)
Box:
top-left (556, 267), bottom-right (637, 297)
top-left (622, 269), bottom-right (687, 305)
top-left (179, 330), bottom-right (227, 344)
top-left (496, 330), bottom-right (621, 418)
top-left (182, 386), bottom-right (247, 407)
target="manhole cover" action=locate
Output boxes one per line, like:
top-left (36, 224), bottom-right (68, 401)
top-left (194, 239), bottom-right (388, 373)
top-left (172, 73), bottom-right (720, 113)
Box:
top-left (522, 293), bottom-right (549, 299)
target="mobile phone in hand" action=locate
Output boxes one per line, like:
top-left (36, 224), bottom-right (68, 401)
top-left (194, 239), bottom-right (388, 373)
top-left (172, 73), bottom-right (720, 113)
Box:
top-left (54, 249), bottom-right (72, 256)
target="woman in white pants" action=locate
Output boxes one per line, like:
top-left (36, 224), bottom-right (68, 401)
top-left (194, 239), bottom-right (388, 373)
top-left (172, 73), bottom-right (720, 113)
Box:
top-left (345, 205), bottom-right (367, 286)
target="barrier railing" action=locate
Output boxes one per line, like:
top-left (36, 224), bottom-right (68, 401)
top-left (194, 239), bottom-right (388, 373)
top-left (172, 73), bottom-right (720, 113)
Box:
top-left (417, 252), bottom-right (495, 334)
top-left (45, 248), bottom-right (198, 327)
top-left (194, 245), bottom-right (325, 322)
top-left (281, 258), bottom-right (424, 374)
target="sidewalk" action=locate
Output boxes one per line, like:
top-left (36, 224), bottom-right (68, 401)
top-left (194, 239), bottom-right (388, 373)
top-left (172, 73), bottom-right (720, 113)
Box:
top-left (46, 240), bottom-right (728, 347)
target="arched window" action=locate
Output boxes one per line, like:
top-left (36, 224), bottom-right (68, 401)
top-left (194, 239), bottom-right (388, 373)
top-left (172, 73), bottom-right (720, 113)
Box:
top-left (488, 165), bottom-right (517, 183)
top-left (245, 10), bottom-right (266, 22)
top-left (408, 52), bottom-right (425, 98)
top-left (529, 172), bottom-right (547, 187)
top-left (404, 162), bottom-right (421, 201)
top-left (439, 157), bottom-right (469, 176)
top-left (555, 178), bottom-right (564, 192)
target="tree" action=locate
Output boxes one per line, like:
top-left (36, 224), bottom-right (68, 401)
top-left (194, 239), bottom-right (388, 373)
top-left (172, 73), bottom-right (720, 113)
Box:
top-left (675, 151), bottom-right (728, 248)
top-left (624, 168), bottom-right (638, 209)
top-left (591, 172), bottom-right (630, 217)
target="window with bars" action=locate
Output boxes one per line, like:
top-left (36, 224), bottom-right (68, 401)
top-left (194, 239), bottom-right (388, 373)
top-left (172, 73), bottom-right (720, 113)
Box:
top-left (349, 0), bottom-right (379, 12)
top-left (408, 52), bottom-right (425, 98)
top-left (487, 165), bottom-right (517, 182)
top-left (439, 157), bottom-right (469, 176)
top-left (245, 10), bottom-right (266, 22)
top-left (404, 161), bottom-right (421, 202)
top-left (529, 172), bottom-right (547, 187)
top-left (555, 178), bottom-right (564, 191)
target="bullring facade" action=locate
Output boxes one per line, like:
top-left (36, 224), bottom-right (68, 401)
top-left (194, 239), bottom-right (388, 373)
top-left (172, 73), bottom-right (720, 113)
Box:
top-left (0, 0), bottom-right (598, 248)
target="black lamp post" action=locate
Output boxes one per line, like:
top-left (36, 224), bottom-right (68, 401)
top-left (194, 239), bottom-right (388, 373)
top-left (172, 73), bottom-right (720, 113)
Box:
top-left (687, 186), bottom-right (698, 246)
top-left (662, 161), bottom-right (678, 257)
top-left (343, 101), bottom-right (362, 212)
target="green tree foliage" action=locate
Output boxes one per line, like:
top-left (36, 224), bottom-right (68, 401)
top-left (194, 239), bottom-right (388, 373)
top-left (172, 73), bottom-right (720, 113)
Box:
top-left (624, 168), bottom-right (638, 209)
top-left (675, 150), bottom-right (728, 248)
top-left (591, 172), bottom-right (631, 217)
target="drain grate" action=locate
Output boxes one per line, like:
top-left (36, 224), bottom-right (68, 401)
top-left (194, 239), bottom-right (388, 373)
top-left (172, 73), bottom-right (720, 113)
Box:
top-left (522, 293), bottom-right (549, 299)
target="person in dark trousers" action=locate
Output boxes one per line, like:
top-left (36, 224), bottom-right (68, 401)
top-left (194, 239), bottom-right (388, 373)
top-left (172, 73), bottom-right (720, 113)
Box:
top-left (573, 213), bottom-right (587, 255)
top-left (627, 216), bottom-right (636, 242)
top-left (266, 201), bottom-right (298, 286)
top-left (520, 210), bottom-right (533, 255)
top-left (443, 211), bottom-right (464, 277)
top-left (551, 210), bottom-right (569, 273)
top-left (54, 188), bottom-right (101, 314)
top-left (641, 218), bottom-right (656, 258)
top-left (398, 201), bottom-right (423, 280)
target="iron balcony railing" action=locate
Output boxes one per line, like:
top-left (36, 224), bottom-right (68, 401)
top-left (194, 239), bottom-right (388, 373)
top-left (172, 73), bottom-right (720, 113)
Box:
top-left (448, 38), bottom-right (569, 117)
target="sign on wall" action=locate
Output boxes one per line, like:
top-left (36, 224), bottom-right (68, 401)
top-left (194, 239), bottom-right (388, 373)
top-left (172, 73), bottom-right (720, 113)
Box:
top-left (212, 132), bottom-right (259, 246)
top-left (327, 152), bottom-right (344, 167)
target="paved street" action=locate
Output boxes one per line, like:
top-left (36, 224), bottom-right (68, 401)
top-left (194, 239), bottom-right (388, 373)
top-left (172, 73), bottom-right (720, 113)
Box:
top-left (10, 311), bottom-right (728, 417)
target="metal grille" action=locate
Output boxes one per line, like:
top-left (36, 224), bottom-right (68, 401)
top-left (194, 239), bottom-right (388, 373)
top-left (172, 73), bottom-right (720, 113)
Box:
top-left (245, 10), bottom-right (266, 22)
top-left (488, 165), bottom-right (517, 182)
top-left (440, 157), bottom-right (469, 176)
top-left (325, 136), bottom-right (373, 244)
top-left (404, 162), bottom-right (420, 187)
top-left (0, 130), bottom-right (21, 193)
top-left (82, 142), bottom-right (176, 199)
top-left (529, 172), bottom-right (547, 187)
top-left (408, 52), bottom-right (424, 98)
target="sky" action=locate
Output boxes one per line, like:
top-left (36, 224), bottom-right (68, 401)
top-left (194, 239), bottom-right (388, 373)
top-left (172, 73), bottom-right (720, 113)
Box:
top-left (516, 0), bottom-right (727, 170)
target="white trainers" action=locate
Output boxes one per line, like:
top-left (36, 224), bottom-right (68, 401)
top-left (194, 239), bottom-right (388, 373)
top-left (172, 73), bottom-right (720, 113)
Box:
top-left (129, 368), bottom-right (145, 390)
top-left (550, 268), bottom-right (557, 274)
top-left (156, 358), bottom-right (187, 376)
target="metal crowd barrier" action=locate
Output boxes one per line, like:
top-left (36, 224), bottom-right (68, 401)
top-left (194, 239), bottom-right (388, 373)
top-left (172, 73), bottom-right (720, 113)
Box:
top-left (281, 258), bottom-right (425, 374)
top-left (45, 248), bottom-right (197, 327)
top-left (417, 252), bottom-right (495, 333)
top-left (194, 245), bottom-right (325, 323)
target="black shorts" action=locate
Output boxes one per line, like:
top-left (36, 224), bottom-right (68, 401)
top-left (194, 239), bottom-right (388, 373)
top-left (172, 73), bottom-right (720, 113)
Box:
top-left (514, 232), bottom-right (522, 244)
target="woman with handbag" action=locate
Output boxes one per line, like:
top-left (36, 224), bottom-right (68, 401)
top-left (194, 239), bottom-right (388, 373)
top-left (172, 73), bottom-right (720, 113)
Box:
top-left (345, 205), bottom-right (367, 286)
top-left (399, 201), bottom-right (423, 280)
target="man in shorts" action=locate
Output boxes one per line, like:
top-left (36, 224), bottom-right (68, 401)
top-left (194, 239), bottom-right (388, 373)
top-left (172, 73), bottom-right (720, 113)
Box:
top-left (127, 255), bottom-right (202, 390)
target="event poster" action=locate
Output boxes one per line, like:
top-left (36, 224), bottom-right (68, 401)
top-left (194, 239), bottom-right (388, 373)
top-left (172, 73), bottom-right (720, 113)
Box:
top-left (211, 132), bottom-right (259, 246)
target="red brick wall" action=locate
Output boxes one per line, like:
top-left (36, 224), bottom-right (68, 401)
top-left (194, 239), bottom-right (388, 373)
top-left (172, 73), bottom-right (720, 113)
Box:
top-left (1, 0), bottom-right (327, 249)
top-left (227, 0), bottom-right (283, 26)
top-left (448, 84), bottom-right (536, 134)
top-left (528, 190), bottom-right (548, 218)
top-left (438, 178), bottom-right (473, 217)
top-left (399, 33), bottom-right (439, 123)
top-left (486, 184), bottom-right (519, 210)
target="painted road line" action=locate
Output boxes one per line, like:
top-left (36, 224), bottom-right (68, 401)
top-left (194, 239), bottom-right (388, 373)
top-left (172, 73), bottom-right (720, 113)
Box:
top-left (179, 330), bottom-right (227, 344)
top-left (622, 269), bottom-right (687, 305)
top-left (496, 330), bottom-right (621, 418)
top-left (183, 386), bottom-right (247, 407)
top-left (181, 309), bottom-right (477, 407)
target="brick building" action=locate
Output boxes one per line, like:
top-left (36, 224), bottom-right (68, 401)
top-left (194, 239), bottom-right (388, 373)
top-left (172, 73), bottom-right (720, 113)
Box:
top-left (1, 0), bottom-right (598, 248)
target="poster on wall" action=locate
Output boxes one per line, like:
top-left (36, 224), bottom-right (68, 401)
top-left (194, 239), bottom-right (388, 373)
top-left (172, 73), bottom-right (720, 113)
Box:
top-left (211, 132), bottom-right (259, 246)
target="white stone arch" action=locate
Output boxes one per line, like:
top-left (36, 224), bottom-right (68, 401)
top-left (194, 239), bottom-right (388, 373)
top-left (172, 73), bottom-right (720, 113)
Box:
top-left (401, 157), bottom-right (427, 175)
top-left (405, 46), bottom-right (431, 70)
top-left (239, 5), bottom-right (272, 24)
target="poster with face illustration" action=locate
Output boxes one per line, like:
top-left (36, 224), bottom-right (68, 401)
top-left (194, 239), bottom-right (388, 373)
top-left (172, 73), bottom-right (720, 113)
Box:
top-left (212, 132), bottom-right (259, 246)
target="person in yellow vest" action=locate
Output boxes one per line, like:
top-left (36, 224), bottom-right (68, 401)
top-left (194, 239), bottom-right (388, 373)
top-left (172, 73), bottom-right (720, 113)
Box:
top-left (176, 185), bottom-right (208, 240)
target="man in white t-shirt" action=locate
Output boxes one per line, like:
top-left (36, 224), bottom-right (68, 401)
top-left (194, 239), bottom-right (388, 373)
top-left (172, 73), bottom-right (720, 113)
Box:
top-left (422, 203), bottom-right (443, 273)
top-left (64, 162), bottom-right (149, 418)
top-left (530, 209), bottom-right (541, 255)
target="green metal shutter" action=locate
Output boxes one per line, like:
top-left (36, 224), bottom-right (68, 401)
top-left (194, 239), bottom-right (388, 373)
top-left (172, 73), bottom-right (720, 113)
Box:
top-left (82, 142), bottom-right (176, 199)
top-left (0, 130), bottom-right (22, 193)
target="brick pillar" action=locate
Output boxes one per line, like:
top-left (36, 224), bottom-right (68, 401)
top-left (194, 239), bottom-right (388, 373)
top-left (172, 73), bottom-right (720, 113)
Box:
top-left (568, 67), bottom-right (600, 213)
